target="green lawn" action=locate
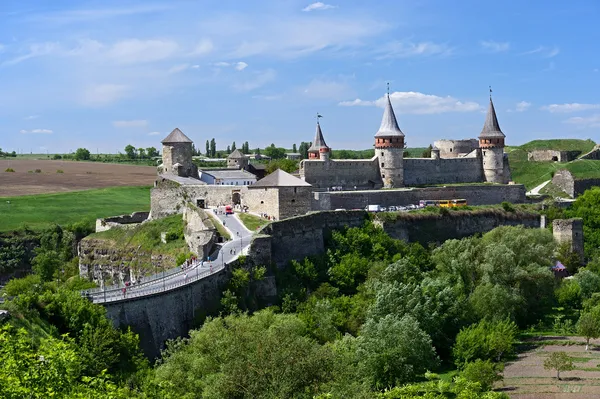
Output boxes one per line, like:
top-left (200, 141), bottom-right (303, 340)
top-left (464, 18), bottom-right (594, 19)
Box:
top-left (0, 186), bottom-right (151, 232)
top-left (517, 139), bottom-right (596, 153)
top-left (238, 212), bottom-right (270, 232)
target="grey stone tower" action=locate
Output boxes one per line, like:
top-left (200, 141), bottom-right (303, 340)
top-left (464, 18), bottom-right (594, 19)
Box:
top-left (375, 92), bottom-right (404, 188)
top-left (479, 95), bottom-right (507, 184)
top-left (227, 149), bottom-right (249, 169)
top-left (553, 218), bottom-right (585, 263)
top-left (308, 120), bottom-right (331, 161)
top-left (159, 128), bottom-right (198, 177)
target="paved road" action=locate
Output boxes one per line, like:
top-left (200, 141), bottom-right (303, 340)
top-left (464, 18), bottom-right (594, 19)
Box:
top-left (526, 179), bottom-right (551, 196)
top-left (86, 208), bottom-right (253, 304)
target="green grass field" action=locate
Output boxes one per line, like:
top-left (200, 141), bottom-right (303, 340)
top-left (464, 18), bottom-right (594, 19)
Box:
top-left (238, 212), bottom-right (270, 232)
top-left (0, 186), bottom-right (151, 232)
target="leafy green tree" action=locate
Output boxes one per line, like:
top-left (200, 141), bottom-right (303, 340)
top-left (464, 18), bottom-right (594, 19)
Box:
top-left (555, 278), bottom-right (582, 309)
top-left (146, 146), bottom-right (159, 157)
top-left (575, 269), bottom-right (600, 299)
top-left (264, 143), bottom-right (286, 159)
top-left (205, 140), bottom-right (210, 156)
top-left (453, 319), bottom-right (518, 367)
top-left (460, 359), bottom-right (503, 391)
top-left (565, 187), bottom-right (600, 258)
top-left (226, 145), bottom-right (231, 154)
top-left (153, 310), bottom-right (335, 398)
top-left (265, 159), bottom-right (299, 173)
top-left (32, 249), bottom-right (62, 281)
top-left (357, 314), bottom-right (439, 389)
top-left (292, 143), bottom-right (297, 153)
top-left (137, 148), bottom-right (146, 158)
top-left (421, 144), bottom-right (432, 158)
top-left (299, 142), bottom-right (311, 159)
top-left (543, 351), bottom-right (574, 380)
top-left (124, 144), bottom-right (136, 159)
top-left (74, 148), bottom-right (91, 160)
top-left (231, 141), bottom-right (236, 152)
top-left (577, 308), bottom-right (600, 350)
top-left (210, 138), bottom-right (216, 157)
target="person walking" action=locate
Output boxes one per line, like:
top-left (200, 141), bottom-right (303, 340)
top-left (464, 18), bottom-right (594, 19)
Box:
top-left (184, 273), bottom-right (188, 283)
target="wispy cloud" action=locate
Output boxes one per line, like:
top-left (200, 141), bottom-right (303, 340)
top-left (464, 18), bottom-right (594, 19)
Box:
top-left (19, 129), bottom-right (53, 134)
top-left (233, 69), bottom-right (276, 91)
top-left (28, 4), bottom-right (171, 24)
top-left (24, 115), bottom-right (40, 120)
top-left (514, 101), bottom-right (532, 112)
top-left (2, 42), bottom-right (59, 66)
top-left (564, 114), bottom-right (600, 128)
top-left (148, 131), bottom-right (161, 136)
top-left (234, 61), bottom-right (248, 71)
top-left (376, 41), bottom-right (453, 59)
top-left (81, 84), bottom-right (129, 107)
top-left (113, 120), bottom-right (148, 128)
top-left (480, 40), bottom-right (510, 53)
top-left (339, 91), bottom-right (480, 114)
top-left (522, 46), bottom-right (560, 58)
top-left (302, 2), bottom-right (337, 12)
top-left (541, 103), bottom-right (600, 113)
top-left (303, 79), bottom-right (355, 100)
top-left (168, 63), bottom-right (191, 74)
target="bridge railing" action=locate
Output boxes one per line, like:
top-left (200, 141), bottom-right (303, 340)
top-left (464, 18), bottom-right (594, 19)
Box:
top-left (88, 262), bottom-right (226, 304)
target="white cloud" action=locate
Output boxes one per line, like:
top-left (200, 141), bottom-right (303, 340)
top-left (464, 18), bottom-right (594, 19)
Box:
top-left (24, 115), bottom-right (40, 120)
top-left (148, 131), bottom-right (161, 136)
top-left (302, 2), bottom-right (337, 12)
top-left (81, 84), bottom-right (129, 107)
top-left (20, 129), bottom-right (53, 134)
top-left (480, 40), bottom-right (510, 53)
top-left (541, 103), bottom-right (600, 113)
top-left (303, 79), bottom-right (354, 100)
top-left (376, 41), bottom-right (452, 59)
top-left (233, 69), bottom-right (276, 91)
top-left (515, 101), bottom-right (531, 112)
top-left (523, 46), bottom-right (560, 58)
top-left (2, 42), bottom-right (60, 66)
top-left (252, 94), bottom-right (282, 101)
top-left (234, 61), bottom-right (248, 71)
top-left (107, 39), bottom-right (180, 64)
top-left (564, 114), bottom-right (600, 128)
top-left (113, 120), bottom-right (148, 128)
top-left (339, 91), bottom-right (481, 114)
top-left (190, 39), bottom-right (214, 56)
top-left (168, 63), bottom-right (191, 74)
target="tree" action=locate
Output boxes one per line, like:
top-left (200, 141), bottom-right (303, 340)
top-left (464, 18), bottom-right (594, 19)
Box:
top-left (299, 142), bottom-right (310, 159)
top-left (242, 141), bottom-right (250, 154)
top-left (575, 269), bottom-right (600, 299)
top-left (137, 148), bottom-right (146, 159)
top-left (460, 359), bottom-right (503, 391)
top-left (264, 144), bottom-right (286, 159)
top-left (210, 138), bottom-right (216, 157)
top-left (74, 148), bottom-right (91, 161)
top-left (453, 319), bottom-right (518, 367)
top-left (543, 351), bottom-right (574, 380)
top-left (146, 147), bottom-right (159, 158)
top-left (255, 147), bottom-right (261, 156)
top-left (577, 309), bottom-right (600, 350)
top-left (421, 144), bottom-right (432, 158)
top-left (357, 314), bottom-right (439, 389)
top-left (231, 142), bottom-right (236, 152)
top-left (293, 143), bottom-right (297, 153)
top-left (205, 140), bottom-right (210, 157)
top-left (226, 145), bottom-right (231, 154)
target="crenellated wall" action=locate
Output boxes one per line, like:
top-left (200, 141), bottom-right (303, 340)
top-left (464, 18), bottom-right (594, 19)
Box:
top-left (299, 158), bottom-right (382, 189)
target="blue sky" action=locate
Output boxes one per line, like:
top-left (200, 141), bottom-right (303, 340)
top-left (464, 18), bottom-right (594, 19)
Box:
top-left (1, 0), bottom-right (600, 153)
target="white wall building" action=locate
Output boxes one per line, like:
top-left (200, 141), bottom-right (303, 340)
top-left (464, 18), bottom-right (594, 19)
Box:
top-left (199, 169), bottom-right (257, 186)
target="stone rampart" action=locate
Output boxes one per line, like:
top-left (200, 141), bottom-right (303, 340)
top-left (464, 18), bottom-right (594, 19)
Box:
top-left (433, 139), bottom-right (479, 158)
top-left (378, 209), bottom-right (541, 244)
top-left (528, 150), bottom-right (580, 162)
top-left (95, 212), bottom-right (150, 233)
top-left (312, 184), bottom-right (526, 211)
top-left (552, 169), bottom-right (600, 198)
top-left (182, 204), bottom-right (216, 258)
top-left (403, 157), bottom-right (484, 186)
top-left (300, 158), bottom-right (382, 189)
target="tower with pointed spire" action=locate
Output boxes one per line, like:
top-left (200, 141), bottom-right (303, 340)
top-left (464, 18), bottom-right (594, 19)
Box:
top-left (159, 128), bottom-right (198, 178)
top-left (375, 87), bottom-right (404, 188)
top-left (479, 90), bottom-right (507, 183)
top-left (308, 118), bottom-right (331, 161)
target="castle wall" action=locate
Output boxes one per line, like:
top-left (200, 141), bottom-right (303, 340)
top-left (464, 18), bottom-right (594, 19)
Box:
top-left (378, 147), bottom-right (404, 188)
top-left (553, 218), bottom-right (584, 261)
top-left (482, 147), bottom-right (506, 183)
top-left (162, 143), bottom-right (197, 178)
top-left (151, 183), bottom-right (245, 218)
top-left (403, 157), bottom-right (484, 186)
top-left (433, 139), bottom-right (479, 158)
top-left (182, 204), bottom-right (216, 258)
top-left (277, 187), bottom-right (312, 219)
top-left (242, 188), bottom-right (280, 219)
top-left (300, 158), bottom-right (382, 189)
top-left (551, 170), bottom-right (600, 198)
top-left (312, 184), bottom-right (526, 210)
top-left (96, 212), bottom-right (150, 233)
top-left (528, 150), bottom-right (581, 162)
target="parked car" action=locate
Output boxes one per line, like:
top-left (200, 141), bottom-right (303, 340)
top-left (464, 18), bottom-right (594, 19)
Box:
top-left (388, 206), bottom-right (397, 211)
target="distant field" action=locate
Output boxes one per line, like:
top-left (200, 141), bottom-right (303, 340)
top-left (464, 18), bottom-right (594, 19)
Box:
top-left (0, 159), bottom-right (156, 196)
top-left (0, 186), bottom-right (151, 232)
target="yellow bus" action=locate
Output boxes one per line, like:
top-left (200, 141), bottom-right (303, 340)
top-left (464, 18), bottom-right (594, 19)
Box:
top-left (419, 199), bottom-right (467, 208)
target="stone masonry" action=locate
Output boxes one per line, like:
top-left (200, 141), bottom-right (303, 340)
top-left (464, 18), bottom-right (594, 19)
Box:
top-left (553, 218), bottom-right (584, 261)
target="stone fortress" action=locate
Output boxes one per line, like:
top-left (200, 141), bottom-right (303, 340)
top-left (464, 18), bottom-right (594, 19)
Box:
top-left (299, 91), bottom-right (511, 189)
top-left (150, 89), bottom-right (526, 221)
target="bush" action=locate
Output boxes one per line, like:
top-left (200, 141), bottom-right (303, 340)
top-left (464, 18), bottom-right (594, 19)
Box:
top-left (175, 252), bottom-right (192, 266)
top-left (501, 201), bottom-right (514, 212)
top-left (52, 154), bottom-right (62, 160)
top-left (34, 169), bottom-right (42, 173)
top-left (460, 359), bottom-right (503, 391)
top-left (56, 169), bottom-right (64, 173)
top-left (453, 319), bottom-right (518, 367)
top-left (4, 168), bottom-right (14, 172)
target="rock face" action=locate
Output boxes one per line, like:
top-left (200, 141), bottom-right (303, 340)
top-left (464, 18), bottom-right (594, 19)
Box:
top-left (78, 239), bottom-right (177, 286)
top-left (182, 204), bottom-right (216, 257)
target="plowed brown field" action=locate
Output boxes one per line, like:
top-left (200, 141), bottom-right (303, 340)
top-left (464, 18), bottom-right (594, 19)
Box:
top-left (0, 159), bottom-right (157, 197)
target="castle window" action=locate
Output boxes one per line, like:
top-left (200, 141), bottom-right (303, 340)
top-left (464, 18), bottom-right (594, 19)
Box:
top-left (260, 201), bottom-right (264, 204)
top-left (381, 152), bottom-right (384, 156)
top-left (291, 199), bottom-right (296, 203)
top-left (450, 148), bottom-right (453, 152)
top-left (381, 163), bottom-right (385, 167)
top-left (294, 187), bottom-right (297, 194)
top-left (483, 151), bottom-right (486, 156)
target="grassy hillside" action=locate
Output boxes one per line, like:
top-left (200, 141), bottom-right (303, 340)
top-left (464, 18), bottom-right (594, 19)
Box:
top-left (508, 139), bottom-right (598, 190)
top-left (0, 186), bottom-right (150, 232)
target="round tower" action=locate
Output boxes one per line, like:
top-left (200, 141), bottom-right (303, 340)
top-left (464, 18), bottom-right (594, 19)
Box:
top-left (478, 92), bottom-right (506, 183)
top-left (160, 128), bottom-right (197, 177)
top-left (308, 119), bottom-right (331, 161)
top-left (375, 91), bottom-right (404, 188)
